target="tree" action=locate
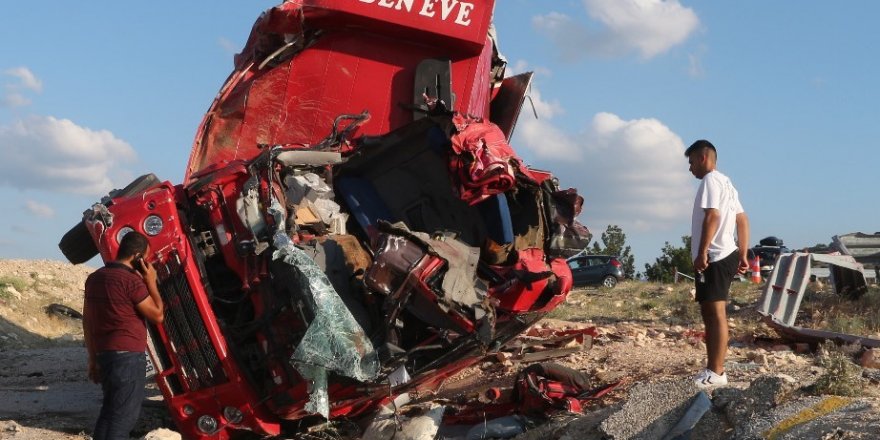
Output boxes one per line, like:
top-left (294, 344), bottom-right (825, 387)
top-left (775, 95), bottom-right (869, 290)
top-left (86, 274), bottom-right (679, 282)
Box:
top-left (804, 242), bottom-right (831, 253)
top-left (590, 225), bottom-right (636, 279)
top-left (644, 236), bottom-right (693, 283)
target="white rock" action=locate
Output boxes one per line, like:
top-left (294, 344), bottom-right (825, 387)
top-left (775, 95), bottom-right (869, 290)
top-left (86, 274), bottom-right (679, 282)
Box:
top-left (860, 348), bottom-right (880, 369)
top-left (3, 285), bottom-right (22, 301)
top-left (140, 428), bottom-right (182, 440)
top-left (775, 373), bottom-right (797, 383)
top-left (3, 420), bottom-right (23, 432)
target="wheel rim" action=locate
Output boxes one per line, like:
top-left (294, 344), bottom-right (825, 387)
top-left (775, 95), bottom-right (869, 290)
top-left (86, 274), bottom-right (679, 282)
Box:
top-left (603, 277), bottom-right (616, 288)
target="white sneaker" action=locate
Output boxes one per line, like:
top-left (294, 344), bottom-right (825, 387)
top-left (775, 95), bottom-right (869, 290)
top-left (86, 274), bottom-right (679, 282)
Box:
top-left (693, 368), bottom-right (728, 389)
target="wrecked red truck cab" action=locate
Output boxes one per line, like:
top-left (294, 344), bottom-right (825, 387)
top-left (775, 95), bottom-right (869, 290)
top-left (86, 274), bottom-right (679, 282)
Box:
top-left (59, 1), bottom-right (590, 438)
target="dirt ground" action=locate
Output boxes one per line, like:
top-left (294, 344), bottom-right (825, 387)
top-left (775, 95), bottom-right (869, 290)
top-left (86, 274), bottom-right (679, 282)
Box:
top-left (1, 259), bottom-right (878, 440)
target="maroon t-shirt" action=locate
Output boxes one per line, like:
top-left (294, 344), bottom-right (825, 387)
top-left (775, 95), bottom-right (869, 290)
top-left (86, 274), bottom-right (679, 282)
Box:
top-left (84, 263), bottom-right (150, 353)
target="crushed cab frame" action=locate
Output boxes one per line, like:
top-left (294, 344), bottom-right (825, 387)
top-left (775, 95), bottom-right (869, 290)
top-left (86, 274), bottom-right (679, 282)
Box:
top-left (59, 1), bottom-right (590, 438)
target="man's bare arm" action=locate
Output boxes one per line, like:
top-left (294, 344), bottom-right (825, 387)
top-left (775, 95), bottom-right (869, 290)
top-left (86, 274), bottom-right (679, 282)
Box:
top-left (695, 208), bottom-right (720, 272)
top-left (735, 212), bottom-right (750, 273)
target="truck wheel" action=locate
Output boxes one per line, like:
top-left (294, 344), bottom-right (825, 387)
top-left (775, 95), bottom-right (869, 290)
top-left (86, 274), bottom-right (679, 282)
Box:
top-left (108, 173), bottom-right (161, 199)
top-left (45, 303), bottom-right (84, 320)
top-left (58, 221), bottom-right (99, 265)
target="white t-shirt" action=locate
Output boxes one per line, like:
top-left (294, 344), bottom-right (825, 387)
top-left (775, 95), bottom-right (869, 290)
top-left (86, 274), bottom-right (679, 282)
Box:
top-left (691, 170), bottom-right (744, 262)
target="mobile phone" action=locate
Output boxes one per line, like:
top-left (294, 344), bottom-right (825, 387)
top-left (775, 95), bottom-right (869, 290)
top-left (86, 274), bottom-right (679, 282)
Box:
top-left (134, 254), bottom-right (145, 272)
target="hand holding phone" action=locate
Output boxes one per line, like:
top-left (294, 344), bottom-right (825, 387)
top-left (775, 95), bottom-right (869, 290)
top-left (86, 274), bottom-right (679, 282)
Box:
top-left (134, 254), bottom-right (145, 273)
top-left (135, 254), bottom-right (158, 285)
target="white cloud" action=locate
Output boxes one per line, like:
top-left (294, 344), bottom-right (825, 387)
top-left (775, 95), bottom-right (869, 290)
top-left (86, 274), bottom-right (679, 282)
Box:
top-left (688, 44), bottom-right (707, 78)
top-left (515, 88), bottom-right (580, 160)
top-left (218, 37), bottom-right (239, 55)
top-left (1, 93), bottom-right (31, 108)
top-left (508, 59), bottom-right (553, 79)
top-left (2, 67), bottom-right (41, 108)
top-left (533, 0), bottom-right (700, 60)
top-left (4, 67), bottom-right (43, 92)
top-left (0, 116), bottom-right (137, 195)
top-left (514, 101), bottom-right (693, 233)
top-left (23, 200), bottom-right (55, 218)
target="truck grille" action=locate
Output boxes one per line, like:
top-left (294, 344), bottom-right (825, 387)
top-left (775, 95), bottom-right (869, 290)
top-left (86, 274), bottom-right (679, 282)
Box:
top-left (158, 260), bottom-right (227, 391)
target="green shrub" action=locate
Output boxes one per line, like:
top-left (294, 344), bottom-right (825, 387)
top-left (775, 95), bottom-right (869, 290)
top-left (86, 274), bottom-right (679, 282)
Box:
top-left (811, 342), bottom-right (866, 397)
top-left (0, 275), bottom-right (29, 297)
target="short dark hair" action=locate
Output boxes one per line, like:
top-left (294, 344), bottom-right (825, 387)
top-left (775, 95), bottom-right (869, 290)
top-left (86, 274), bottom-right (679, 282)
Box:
top-left (684, 139), bottom-right (717, 158)
top-left (117, 231), bottom-right (149, 260)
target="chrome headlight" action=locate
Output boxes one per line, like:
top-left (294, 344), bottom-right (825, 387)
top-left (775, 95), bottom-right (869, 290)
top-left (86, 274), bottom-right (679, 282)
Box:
top-left (115, 226), bottom-right (135, 244)
top-left (196, 415), bottom-right (218, 434)
top-left (143, 215), bottom-right (164, 236)
top-left (223, 406), bottom-right (244, 424)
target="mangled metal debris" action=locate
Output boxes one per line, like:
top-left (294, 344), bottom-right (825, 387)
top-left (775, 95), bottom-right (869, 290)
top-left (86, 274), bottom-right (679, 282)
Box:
top-left (762, 317), bottom-right (880, 349)
top-left (504, 327), bottom-right (597, 363)
top-left (57, 1), bottom-right (588, 438)
top-left (438, 362), bottom-right (620, 440)
top-left (758, 253), bottom-right (867, 326)
top-left (758, 252), bottom-right (879, 348)
top-left (833, 232), bottom-right (880, 266)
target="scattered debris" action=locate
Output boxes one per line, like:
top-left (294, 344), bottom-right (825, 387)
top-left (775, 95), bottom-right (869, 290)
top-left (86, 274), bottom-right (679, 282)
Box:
top-left (504, 327), bottom-right (597, 363)
top-left (763, 317), bottom-right (880, 349)
top-left (43, 304), bottom-right (83, 320)
top-left (833, 232), bottom-right (880, 266)
top-left (758, 252), bottom-right (880, 350)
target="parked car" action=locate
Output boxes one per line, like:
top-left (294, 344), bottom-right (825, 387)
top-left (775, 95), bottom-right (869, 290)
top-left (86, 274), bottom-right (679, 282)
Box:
top-left (567, 255), bottom-right (624, 288)
top-left (57, 2), bottom-right (589, 439)
top-left (750, 236), bottom-right (791, 278)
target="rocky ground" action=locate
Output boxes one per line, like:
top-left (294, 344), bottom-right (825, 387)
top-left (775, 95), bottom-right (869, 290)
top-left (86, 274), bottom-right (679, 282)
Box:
top-left (1, 259), bottom-right (879, 440)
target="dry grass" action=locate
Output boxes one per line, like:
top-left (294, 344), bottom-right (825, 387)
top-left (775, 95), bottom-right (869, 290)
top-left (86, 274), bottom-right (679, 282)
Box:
top-left (549, 280), bottom-right (877, 345)
top-left (0, 275), bottom-right (30, 296)
top-left (801, 288), bottom-right (880, 337)
top-left (549, 280), bottom-right (879, 399)
top-left (549, 280), bottom-right (763, 330)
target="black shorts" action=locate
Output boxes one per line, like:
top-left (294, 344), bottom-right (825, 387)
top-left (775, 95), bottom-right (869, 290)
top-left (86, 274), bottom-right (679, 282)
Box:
top-left (695, 250), bottom-right (740, 303)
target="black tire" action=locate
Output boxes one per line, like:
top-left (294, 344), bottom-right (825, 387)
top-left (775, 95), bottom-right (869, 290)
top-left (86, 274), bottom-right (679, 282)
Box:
top-left (45, 303), bottom-right (84, 320)
top-left (601, 275), bottom-right (618, 289)
top-left (58, 221), bottom-right (99, 265)
top-left (58, 174), bottom-right (162, 265)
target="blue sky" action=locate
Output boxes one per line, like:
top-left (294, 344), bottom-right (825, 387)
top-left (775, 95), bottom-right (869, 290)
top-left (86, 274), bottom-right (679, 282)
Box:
top-left (2, 1), bottom-right (878, 272)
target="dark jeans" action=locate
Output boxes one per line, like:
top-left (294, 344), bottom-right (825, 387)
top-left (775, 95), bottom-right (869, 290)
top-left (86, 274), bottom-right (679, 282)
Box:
top-left (93, 351), bottom-right (146, 440)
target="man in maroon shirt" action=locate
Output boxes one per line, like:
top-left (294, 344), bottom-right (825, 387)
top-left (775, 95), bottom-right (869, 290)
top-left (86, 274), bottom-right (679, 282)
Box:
top-left (83, 231), bottom-right (164, 440)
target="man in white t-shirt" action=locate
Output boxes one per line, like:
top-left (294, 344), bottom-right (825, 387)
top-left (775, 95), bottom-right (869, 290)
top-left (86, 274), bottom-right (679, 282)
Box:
top-left (686, 140), bottom-right (749, 389)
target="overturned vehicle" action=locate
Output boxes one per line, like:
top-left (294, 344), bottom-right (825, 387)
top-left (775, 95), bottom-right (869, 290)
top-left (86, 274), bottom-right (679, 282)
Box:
top-left (59, 1), bottom-right (589, 438)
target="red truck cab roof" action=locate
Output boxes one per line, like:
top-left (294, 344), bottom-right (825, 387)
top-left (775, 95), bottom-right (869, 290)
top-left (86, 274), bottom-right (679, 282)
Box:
top-left (185, 0), bottom-right (497, 180)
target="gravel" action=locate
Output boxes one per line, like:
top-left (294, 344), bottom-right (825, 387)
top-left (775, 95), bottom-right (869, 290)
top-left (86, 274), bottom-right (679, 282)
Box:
top-left (598, 379), bottom-right (700, 439)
